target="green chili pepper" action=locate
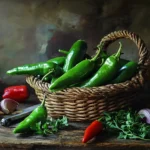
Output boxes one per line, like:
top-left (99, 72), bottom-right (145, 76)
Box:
top-left (63, 40), bottom-right (87, 72)
top-left (13, 97), bottom-right (47, 134)
top-left (50, 77), bottom-right (57, 84)
top-left (36, 74), bottom-right (52, 82)
top-left (59, 47), bottom-right (128, 70)
top-left (70, 56), bottom-right (106, 88)
top-left (80, 42), bottom-right (123, 87)
top-left (96, 51), bottom-right (129, 69)
top-left (43, 76), bottom-right (50, 82)
top-left (49, 44), bottom-right (103, 92)
top-left (59, 49), bottom-right (91, 60)
top-left (119, 58), bottom-right (129, 68)
top-left (110, 61), bottom-right (138, 84)
top-left (47, 56), bottom-right (65, 66)
top-left (94, 51), bottom-right (108, 69)
top-left (41, 56), bottom-right (66, 81)
top-left (6, 62), bottom-right (63, 77)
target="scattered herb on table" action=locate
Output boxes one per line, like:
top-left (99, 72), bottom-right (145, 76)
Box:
top-left (32, 116), bottom-right (68, 136)
top-left (13, 96), bottom-right (68, 135)
top-left (100, 109), bottom-right (150, 140)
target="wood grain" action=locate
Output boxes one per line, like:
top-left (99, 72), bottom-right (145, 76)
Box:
top-left (0, 98), bottom-right (150, 150)
top-left (0, 123), bottom-right (150, 150)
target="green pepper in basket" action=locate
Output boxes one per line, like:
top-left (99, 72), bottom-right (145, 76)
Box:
top-left (59, 49), bottom-right (91, 59)
top-left (63, 40), bottom-right (87, 72)
top-left (51, 77), bottom-right (58, 84)
top-left (119, 58), bottom-right (129, 68)
top-left (80, 42), bottom-right (123, 87)
top-left (95, 51), bottom-right (129, 69)
top-left (47, 56), bottom-right (65, 67)
top-left (49, 43), bottom-right (104, 92)
top-left (110, 61), bottom-right (138, 84)
top-left (6, 61), bottom-right (63, 78)
top-left (13, 97), bottom-right (47, 134)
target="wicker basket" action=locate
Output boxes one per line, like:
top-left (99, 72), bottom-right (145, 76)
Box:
top-left (26, 30), bottom-right (150, 121)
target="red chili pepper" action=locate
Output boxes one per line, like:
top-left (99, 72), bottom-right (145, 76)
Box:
top-left (82, 120), bottom-right (103, 143)
top-left (2, 85), bottom-right (29, 103)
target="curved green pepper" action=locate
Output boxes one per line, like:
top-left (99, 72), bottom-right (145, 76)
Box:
top-left (59, 49), bottom-right (91, 60)
top-left (63, 40), bottom-right (87, 72)
top-left (50, 77), bottom-right (57, 84)
top-left (110, 61), bottom-right (138, 84)
top-left (49, 44), bottom-right (103, 92)
top-left (6, 62), bottom-right (63, 77)
top-left (80, 42), bottom-right (123, 87)
top-left (119, 58), bottom-right (129, 68)
top-left (47, 56), bottom-right (65, 67)
top-left (13, 98), bottom-right (47, 134)
top-left (59, 48), bottom-right (128, 70)
top-left (96, 51), bottom-right (129, 69)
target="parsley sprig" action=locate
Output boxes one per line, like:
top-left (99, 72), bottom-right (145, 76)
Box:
top-left (32, 116), bottom-right (68, 136)
top-left (100, 109), bottom-right (150, 140)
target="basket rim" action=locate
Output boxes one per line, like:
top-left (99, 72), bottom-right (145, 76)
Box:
top-left (26, 30), bottom-right (150, 95)
top-left (26, 74), bottom-right (142, 96)
top-left (99, 30), bottom-right (149, 67)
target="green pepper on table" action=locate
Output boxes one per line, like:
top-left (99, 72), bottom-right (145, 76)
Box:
top-left (13, 97), bottom-right (47, 134)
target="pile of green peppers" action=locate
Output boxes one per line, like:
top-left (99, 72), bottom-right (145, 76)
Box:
top-left (6, 40), bottom-right (138, 92)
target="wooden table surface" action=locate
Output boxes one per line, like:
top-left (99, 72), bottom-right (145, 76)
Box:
top-left (1, 123), bottom-right (150, 150)
top-left (0, 96), bottom-right (150, 150)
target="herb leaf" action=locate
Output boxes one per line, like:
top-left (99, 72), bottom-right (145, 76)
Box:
top-left (100, 109), bottom-right (150, 140)
top-left (33, 116), bottom-right (68, 136)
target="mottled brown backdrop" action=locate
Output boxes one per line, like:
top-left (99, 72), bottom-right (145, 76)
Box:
top-left (0, 0), bottom-right (150, 105)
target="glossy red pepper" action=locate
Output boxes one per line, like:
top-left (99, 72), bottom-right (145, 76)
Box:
top-left (82, 120), bottom-right (103, 143)
top-left (2, 85), bottom-right (29, 103)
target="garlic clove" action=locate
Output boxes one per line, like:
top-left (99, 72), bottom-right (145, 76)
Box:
top-left (0, 98), bottom-right (19, 114)
top-left (138, 108), bottom-right (150, 124)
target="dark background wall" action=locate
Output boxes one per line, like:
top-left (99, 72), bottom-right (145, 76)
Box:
top-left (0, 0), bottom-right (150, 103)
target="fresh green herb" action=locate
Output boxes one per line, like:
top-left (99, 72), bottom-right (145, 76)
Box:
top-left (100, 109), bottom-right (150, 140)
top-left (32, 116), bottom-right (68, 136)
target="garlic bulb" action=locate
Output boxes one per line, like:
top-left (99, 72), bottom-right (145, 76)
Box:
top-left (0, 98), bottom-right (19, 114)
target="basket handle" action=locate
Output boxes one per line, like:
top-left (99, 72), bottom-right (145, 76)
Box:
top-left (99, 30), bottom-right (149, 67)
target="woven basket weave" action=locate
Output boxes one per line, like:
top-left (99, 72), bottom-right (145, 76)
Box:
top-left (26, 30), bottom-right (150, 121)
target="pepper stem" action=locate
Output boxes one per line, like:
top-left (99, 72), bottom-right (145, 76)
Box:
top-left (91, 42), bottom-right (104, 61)
top-left (114, 42), bottom-right (122, 60)
top-left (58, 49), bottom-right (68, 55)
top-left (41, 70), bottom-right (54, 82)
top-left (41, 69), bottom-right (53, 107)
top-left (41, 94), bottom-right (46, 106)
